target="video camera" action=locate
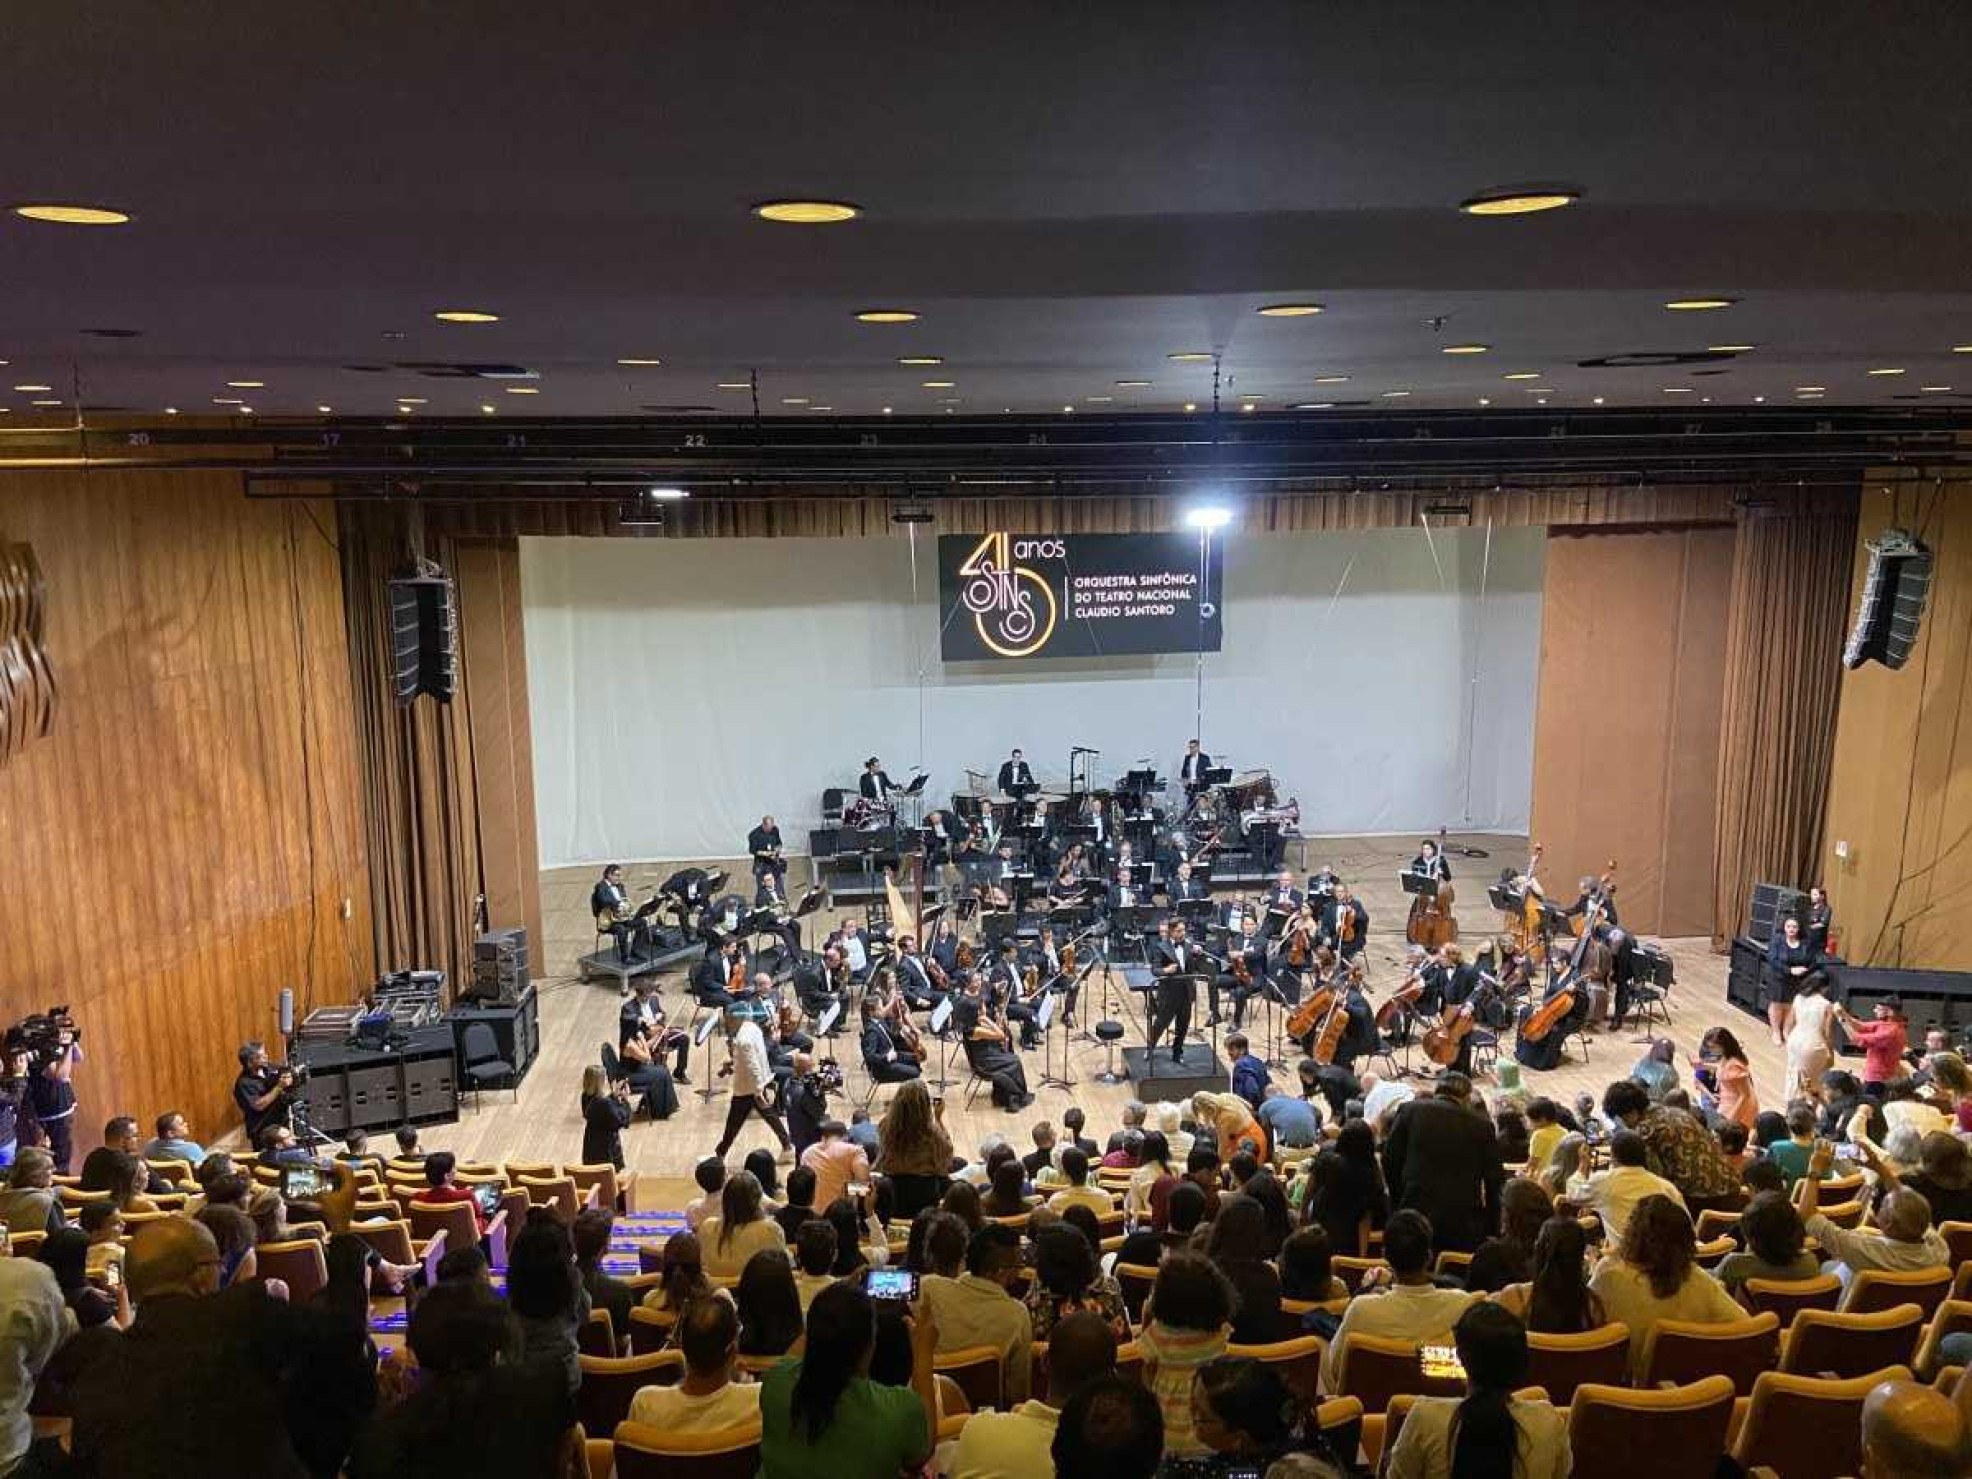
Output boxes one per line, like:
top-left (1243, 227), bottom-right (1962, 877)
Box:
top-left (4, 1005), bottom-right (80, 1070)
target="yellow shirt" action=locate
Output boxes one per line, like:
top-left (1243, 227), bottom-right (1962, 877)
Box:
top-left (1526, 1123), bottom-right (1564, 1171)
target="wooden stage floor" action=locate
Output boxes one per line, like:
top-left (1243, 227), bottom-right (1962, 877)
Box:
top-left (416, 835), bottom-right (1783, 1208)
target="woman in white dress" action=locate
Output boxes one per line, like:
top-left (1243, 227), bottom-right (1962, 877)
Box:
top-left (1781, 972), bottom-right (1835, 1103)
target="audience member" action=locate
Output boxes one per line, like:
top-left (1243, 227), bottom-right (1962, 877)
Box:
top-left (983, 1155), bottom-right (1031, 1218)
top-left (1382, 1074), bottom-right (1505, 1251)
top-left (1052, 1373), bottom-right (1165, 1479)
top-left (775, 1164), bottom-right (818, 1239)
top-left (793, 1221), bottom-right (836, 1310)
top-left (0, 1148), bottom-right (63, 1235)
top-left (685, 1156), bottom-right (726, 1230)
top-left (1026, 1220), bottom-right (1130, 1342)
top-left (641, 1229), bottom-right (711, 1313)
top-left (1061, 1105), bottom-right (1098, 1158)
top-left (1046, 1146), bottom-right (1111, 1216)
top-left (1137, 1253), bottom-right (1235, 1458)
top-left (0, 1254), bottom-right (69, 1479)
top-left (736, 1246), bottom-right (805, 1357)
top-left (1464, 1177), bottom-right (1552, 1293)
top-left (1714, 1190), bottom-right (1819, 1291)
top-left (1278, 1226), bottom-right (1346, 1304)
top-left (1384, 1301), bottom-right (1571, 1479)
top-left (757, 1281), bottom-right (936, 1477)
top-left (1588, 1195), bottom-right (1743, 1378)
top-left (1492, 1106), bottom-right (1531, 1165)
top-left (921, 1222), bottom-right (1033, 1403)
top-left (78, 1116), bottom-right (169, 1196)
top-left (628, 1288), bottom-right (762, 1430)
top-left (1902, 1131), bottom-right (1972, 1225)
top-left (1322, 1210), bottom-right (1478, 1390)
top-left (1859, 1376), bottom-right (1970, 1479)
top-left (874, 1081), bottom-right (954, 1217)
top-left (951, 1309), bottom-right (1115, 1478)
top-left (416, 1151), bottom-right (487, 1235)
top-left (824, 1196), bottom-right (878, 1276)
top-left (1601, 1080), bottom-right (1744, 1215)
top-left (1761, 1103), bottom-right (1819, 1187)
top-left (701, 1168), bottom-right (788, 1279)
top-left (1303, 1122), bottom-right (1389, 1256)
top-left (1523, 1099), bottom-right (1565, 1171)
top-left (36, 1225), bottom-right (127, 1330)
top-left (1797, 1140), bottom-right (1950, 1280)
top-left (801, 1118), bottom-right (871, 1215)
top-left (142, 1110), bottom-right (206, 1166)
top-left (1175, 1355), bottom-right (1298, 1476)
top-left (572, 1206), bottom-right (634, 1343)
top-left (1570, 1128), bottom-right (1684, 1241)
top-left (1492, 1216), bottom-right (1605, 1334)
top-left (1118, 1178), bottom-right (1205, 1267)
top-left (505, 1211), bottom-right (589, 1392)
top-left (1205, 1195), bottom-right (1286, 1344)
top-left (1126, 1130), bottom-right (1178, 1221)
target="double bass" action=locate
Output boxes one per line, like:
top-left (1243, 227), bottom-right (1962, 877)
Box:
top-left (1405, 836), bottom-right (1459, 950)
top-left (1505, 843), bottom-right (1546, 954)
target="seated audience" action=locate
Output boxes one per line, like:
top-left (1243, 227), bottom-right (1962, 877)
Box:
top-left (921, 1222), bottom-right (1033, 1403)
top-left (629, 1287), bottom-right (762, 1431)
top-left (1278, 1226), bottom-right (1347, 1304)
top-left (1569, 1128), bottom-right (1684, 1241)
top-left (736, 1246), bottom-right (805, 1358)
top-left (1588, 1194), bottom-right (1743, 1378)
top-left (1117, 1178), bottom-right (1205, 1267)
top-left (1384, 1301), bottom-right (1571, 1479)
top-left (506, 1211), bottom-right (590, 1393)
top-left (824, 1196), bottom-right (879, 1276)
top-left (193, 1202), bottom-right (260, 1287)
top-left (1714, 1190), bottom-right (1820, 1291)
top-left (1125, 1131), bottom-right (1178, 1222)
top-left (572, 1206), bottom-right (634, 1343)
top-left (951, 1309), bottom-right (1116, 1479)
top-left (793, 1220), bottom-right (836, 1311)
top-left (1205, 1195), bottom-right (1285, 1344)
top-left (1024, 1221), bottom-right (1130, 1342)
top-left (0, 1148), bottom-right (64, 1235)
top-left (142, 1110), bottom-right (206, 1167)
top-left (774, 1164), bottom-right (819, 1240)
top-left (1137, 1252), bottom-right (1236, 1458)
top-left (701, 1168), bottom-right (787, 1280)
top-left (1492, 1216), bottom-right (1605, 1334)
top-left (1322, 1210), bottom-right (1478, 1391)
top-left (1601, 1079), bottom-right (1744, 1215)
top-left (0, 1254), bottom-right (69, 1478)
top-left (1465, 1177), bottom-right (1552, 1293)
top-left (416, 1151), bottom-right (486, 1235)
top-left (1523, 1099), bottom-right (1565, 1172)
top-left (37, 1224), bottom-right (128, 1330)
top-left (78, 1116), bottom-right (169, 1196)
top-left (1902, 1131), bottom-right (1972, 1225)
top-left (1303, 1121), bottom-right (1389, 1256)
top-left (1797, 1139), bottom-right (1950, 1280)
top-left (983, 1155), bottom-right (1031, 1218)
top-left (641, 1230), bottom-right (711, 1313)
top-left (1170, 1355), bottom-right (1298, 1477)
top-left (685, 1156), bottom-right (726, 1230)
top-left (941, 1179), bottom-right (985, 1231)
top-left (1761, 1103), bottom-right (1820, 1188)
top-left (1493, 1106), bottom-right (1532, 1166)
top-left (1630, 1038), bottom-right (1680, 1101)
top-left (757, 1281), bottom-right (935, 1478)
top-left (1859, 1376), bottom-right (1970, 1479)
top-left (1047, 1146), bottom-right (1112, 1215)
top-left (1052, 1374), bottom-right (1166, 1479)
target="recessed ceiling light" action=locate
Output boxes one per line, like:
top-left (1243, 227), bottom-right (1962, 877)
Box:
top-left (616, 357), bottom-right (662, 367)
top-left (504, 386), bottom-right (539, 395)
top-left (1290, 402), bottom-right (1335, 411)
top-left (1313, 375), bottom-right (1351, 385)
top-left (1084, 395), bottom-right (1113, 403)
top-left (1256, 303), bottom-right (1324, 317)
top-left (1115, 379), bottom-right (1152, 388)
top-left (882, 406), bottom-right (893, 414)
top-left (12, 383), bottom-right (51, 392)
top-left (1753, 395), bottom-right (1765, 404)
top-left (434, 309), bottom-right (500, 323)
top-left (898, 357), bottom-right (944, 366)
top-left (1381, 389), bottom-right (1412, 398)
top-left (1526, 386), bottom-right (1555, 394)
top-left (1920, 385), bottom-right (1954, 393)
top-left (1866, 367), bottom-right (1906, 376)
top-left (1707, 344), bottom-right (1756, 353)
top-left (716, 382), bottom-right (751, 390)
top-left (1183, 402), bottom-right (1197, 412)
top-left (1241, 403), bottom-right (1257, 412)
top-left (811, 405), bottom-right (833, 412)
top-left (1798, 392), bottom-right (1825, 399)
top-left (12, 203), bottom-right (130, 225)
top-left (781, 396), bottom-right (809, 405)
top-left (31, 399), bottom-right (61, 407)
top-left (1663, 297), bottom-right (1737, 311)
top-left (1478, 397), bottom-right (1491, 406)
top-left (1062, 405), bottom-right (1075, 413)
top-left (753, 200), bottom-right (859, 224)
top-left (1502, 371), bottom-right (1542, 381)
top-left (1795, 385), bottom-right (1826, 392)
top-left (1457, 188), bottom-right (1579, 216)
top-left (480, 403), bottom-right (496, 414)
top-left (855, 309), bottom-right (919, 324)
top-left (240, 406), bottom-right (255, 415)
top-left (226, 380), bottom-right (265, 389)
top-left (1662, 386), bottom-right (1693, 394)
top-left (317, 405), bottom-right (332, 413)
top-left (921, 380), bottom-right (955, 388)
top-left (398, 396), bottom-right (428, 405)
top-left (1593, 396), bottom-right (1605, 405)
top-left (1441, 344), bottom-right (1490, 355)
top-left (1167, 352), bottom-right (1214, 362)
top-left (163, 407), bottom-right (178, 415)
top-left (212, 396), bottom-right (242, 405)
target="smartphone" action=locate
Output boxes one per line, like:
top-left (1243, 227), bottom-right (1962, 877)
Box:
top-left (863, 1267), bottom-right (919, 1302)
top-left (281, 1163), bottom-right (330, 1200)
top-left (0, 1225), bottom-right (10, 1258)
top-left (101, 1259), bottom-right (122, 1289)
top-left (470, 1183), bottom-right (503, 1218)
top-left (1833, 1143), bottom-right (1861, 1162)
top-left (1419, 1344), bottom-right (1467, 1381)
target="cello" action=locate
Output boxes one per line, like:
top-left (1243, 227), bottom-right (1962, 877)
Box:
top-left (1520, 860), bottom-right (1615, 1046)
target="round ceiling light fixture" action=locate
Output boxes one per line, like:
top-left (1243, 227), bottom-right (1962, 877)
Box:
top-left (12, 203), bottom-right (130, 225)
top-left (1457, 186), bottom-right (1580, 217)
top-left (753, 200), bottom-right (859, 224)
top-left (855, 309), bottom-right (919, 323)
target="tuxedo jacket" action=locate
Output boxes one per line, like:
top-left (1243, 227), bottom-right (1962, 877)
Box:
top-left (1180, 751), bottom-right (1213, 781)
top-left (860, 771), bottom-right (895, 800)
top-left (996, 760), bottom-right (1034, 791)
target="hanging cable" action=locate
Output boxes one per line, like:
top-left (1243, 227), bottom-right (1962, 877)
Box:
top-left (1459, 519), bottom-right (1495, 824)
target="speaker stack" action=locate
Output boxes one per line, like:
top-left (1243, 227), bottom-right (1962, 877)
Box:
top-left (388, 566), bottom-right (458, 704)
top-left (472, 928), bottom-right (529, 1005)
top-left (1745, 881), bottom-right (1810, 947)
top-left (1844, 528), bottom-right (1932, 672)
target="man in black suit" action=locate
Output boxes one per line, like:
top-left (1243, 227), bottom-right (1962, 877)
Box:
top-left (590, 864), bottom-right (639, 962)
top-left (1168, 860), bottom-right (1207, 903)
top-left (1380, 1072), bottom-right (1506, 1252)
top-left (996, 749), bottom-right (1035, 794)
top-left (860, 757), bottom-right (898, 803)
top-left (1321, 885), bottom-right (1370, 963)
top-left (1264, 869), bottom-right (1303, 914)
top-left (690, 940), bottom-right (743, 1009)
top-left (1179, 738), bottom-right (1212, 795)
top-left (747, 816), bottom-right (785, 885)
top-left (752, 870), bottom-right (803, 956)
top-left (859, 999), bottom-right (922, 1084)
top-left (1207, 913), bottom-right (1269, 1029)
top-left (893, 935), bottom-right (945, 1012)
top-left (1149, 919), bottom-right (1202, 1062)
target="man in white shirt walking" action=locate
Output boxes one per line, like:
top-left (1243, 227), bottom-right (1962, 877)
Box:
top-left (948, 1310), bottom-right (1116, 1478)
top-left (627, 1293), bottom-right (761, 1433)
top-left (714, 1008), bottom-right (794, 1160)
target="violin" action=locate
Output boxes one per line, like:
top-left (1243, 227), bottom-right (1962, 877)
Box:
top-left (726, 953), bottom-right (747, 997)
top-left (884, 991), bottom-right (925, 1060)
top-left (1284, 916), bottom-right (1310, 969)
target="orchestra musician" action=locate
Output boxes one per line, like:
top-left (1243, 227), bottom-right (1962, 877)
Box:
top-left (697, 891), bottom-right (749, 944)
top-left (751, 970), bottom-right (813, 1057)
top-left (826, 918), bottom-right (873, 983)
top-left (1209, 913), bottom-right (1268, 1029)
top-left (1329, 966), bottom-right (1380, 1074)
top-left (1077, 792), bottom-right (1112, 866)
top-left (747, 815), bottom-right (786, 885)
top-left (1409, 838), bottom-right (1452, 883)
top-left (752, 871), bottom-right (804, 957)
top-left (927, 917), bottom-right (962, 979)
top-left (1112, 843), bottom-right (1145, 907)
top-left (1513, 946), bottom-right (1592, 1071)
top-left (1274, 903), bottom-right (1318, 987)
top-left (860, 997), bottom-right (922, 1084)
top-left (1264, 868), bottom-right (1304, 914)
top-left (996, 748), bottom-right (1035, 794)
top-left (955, 972), bottom-right (1033, 1110)
top-left (1049, 844), bottom-right (1089, 905)
top-left (795, 947), bottom-right (850, 1025)
top-left (621, 980), bottom-right (691, 1083)
top-left (1179, 738), bottom-right (1212, 795)
top-left (690, 939), bottom-right (745, 1011)
top-left (1566, 874), bottom-right (1620, 930)
top-left (1425, 944), bottom-right (1485, 1077)
top-left (860, 756), bottom-right (899, 804)
top-left (988, 940), bottom-right (1042, 1049)
top-left (1168, 860), bottom-right (1207, 903)
top-left (1149, 918), bottom-right (1202, 1062)
top-left (1321, 885), bottom-right (1370, 963)
top-left (985, 843), bottom-right (1022, 909)
top-left (893, 934), bottom-right (945, 1013)
top-left (591, 864), bottom-right (643, 963)
top-left (656, 865), bottom-right (715, 932)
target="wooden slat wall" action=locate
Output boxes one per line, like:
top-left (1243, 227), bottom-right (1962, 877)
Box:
top-left (0, 470), bottom-right (373, 1142)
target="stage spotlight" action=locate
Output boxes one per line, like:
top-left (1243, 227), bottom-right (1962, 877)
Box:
top-left (1184, 505), bottom-right (1233, 531)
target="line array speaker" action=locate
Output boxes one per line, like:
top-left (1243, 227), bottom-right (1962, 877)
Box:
top-left (1843, 528), bottom-right (1932, 671)
top-left (388, 568), bottom-right (458, 704)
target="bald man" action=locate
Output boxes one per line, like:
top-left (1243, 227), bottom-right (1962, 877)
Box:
top-left (1862, 1378), bottom-right (1970, 1478)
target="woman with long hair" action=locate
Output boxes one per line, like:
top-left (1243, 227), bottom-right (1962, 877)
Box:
top-left (505, 1211), bottom-right (590, 1393)
top-left (640, 1230), bottom-right (710, 1313)
top-left (1023, 1221), bottom-right (1130, 1342)
top-left (616, 1013), bottom-right (680, 1121)
top-left (700, 1168), bottom-right (787, 1279)
top-left (823, 1197), bottom-right (876, 1277)
top-left (1781, 970), bottom-right (1837, 1103)
top-left (1124, 1129), bottom-right (1177, 1222)
top-left (1206, 1195), bottom-right (1286, 1343)
top-left (1384, 1302), bottom-right (1570, 1478)
top-left (1536, 1132), bottom-right (1589, 1201)
top-left (735, 1247), bottom-right (805, 1358)
top-left (579, 1064), bottom-right (633, 1170)
top-left (1587, 1194), bottom-right (1742, 1378)
top-left (1698, 1025), bottom-right (1758, 1131)
top-left (1303, 1119), bottom-right (1389, 1254)
top-left (757, 1280), bottom-right (938, 1477)
top-left (744, 1147), bottom-right (782, 1204)
top-left (874, 1079), bottom-right (953, 1218)
top-left (1464, 1178), bottom-right (1552, 1293)
top-left (1491, 1217), bottom-right (1605, 1334)
top-left (36, 1226), bottom-right (128, 1330)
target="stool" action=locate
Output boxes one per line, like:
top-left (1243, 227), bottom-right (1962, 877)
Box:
top-left (1093, 1020), bottom-right (1127, 1085)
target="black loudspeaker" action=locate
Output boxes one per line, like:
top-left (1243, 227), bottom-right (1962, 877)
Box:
top-left (1746, 881), bottom-right (1810, 946)
top-left (388, 569), bottom-right (458, 704)
top-left (470, 927), bottom-right (529, 1005)
top-left (1844, 528), bottom-right (1932, 671)
top-left (1726, 935), bottom-right (1766, 1018)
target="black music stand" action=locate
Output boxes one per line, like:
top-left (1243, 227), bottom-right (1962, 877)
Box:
top-left (1400, 873), bottom-right (1441, 903)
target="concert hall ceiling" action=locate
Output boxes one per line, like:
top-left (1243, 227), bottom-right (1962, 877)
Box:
top-left (1, 5), bottom-right (1969, 423)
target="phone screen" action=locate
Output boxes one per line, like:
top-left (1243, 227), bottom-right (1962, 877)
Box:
top-left (1419, 1344), bottom-right (1466, 1381)
top-left (1833, 1143), bottom-right (1861, 1162)
top-left (863, 1267), bottom-right (918, 1301)
top-left (470, 1184), bottom-right (503, 1217)
top-left (281, 1164), bottom-right (329, 1200)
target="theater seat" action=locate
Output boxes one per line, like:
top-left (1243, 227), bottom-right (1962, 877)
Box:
top-left (1638, 1313), bottom-right (1779, 1395)
top-left (611, 1419), bottom-right (760, 1479)
top-left (1728, 1365), bottom-right (1909, 1479)
top-left (254, 1239), bottom-right (328, 1306)
top-left (1841, 1265), bottom-right (1952, 1318)
top-left (578, 1352), bottom-right (683, 1438)
top-left (1525, 1322), bottom-right (1631, 1405)
top-left (1565, 1375), bottom-right (1735, 1479)
top-left (1778, 1304), bottom-right (1925, 1379)
top-left (1740, 1273), bottom-right (1843, 1323)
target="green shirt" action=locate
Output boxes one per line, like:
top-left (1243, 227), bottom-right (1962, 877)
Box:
top-left (759, 1357), bottom-right (929, 1479)
top-left (1763, 1138), bottom-right (1820, 1189)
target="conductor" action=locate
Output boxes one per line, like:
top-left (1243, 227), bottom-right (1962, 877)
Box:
top-left (1148, 919), bottom-right (1201, 1062)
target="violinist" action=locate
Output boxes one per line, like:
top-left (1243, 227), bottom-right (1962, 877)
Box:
top-left (860, 997), bottom-right (922, 1084)
top-left (1209, 913), bottom-right (1268, 1029)
top-left (826, 918), bottom-right (872, 982)
top-left (894, 934), bottom-right (945, 1013)
top-left (690, 939), bottom-right (745, 1010)
top-left (1275, 904), bottom-right (1317, 990)
top-left (621, 980), bottom-right (691, 1084)
top-left (1049, 844), bottom-right (1089, 905)
top-left (747, 815), bottom-right (786, 885)
top-left (1321, 885), bottom-right (1370, 963)
top-left (955, 972), bottom-right (1033, 1111)
top-left (989, 941), bottom-right (1043, 1050)
top-left (985, 843), bottom-right (1022, 911)
top-left (797, 947), bottom-right (850, 1024)
top-left (1078, 792), bottom-right (1112, 866)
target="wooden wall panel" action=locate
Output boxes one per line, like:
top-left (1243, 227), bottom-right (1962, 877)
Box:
top-left (1529, 526), bottom-right (1734, 937)
top-left (1823, 479), bottom-right (1972, 969)
top-left (0, 471), bottom-right (372, 1143)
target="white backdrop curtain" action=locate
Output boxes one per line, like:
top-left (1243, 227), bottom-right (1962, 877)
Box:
top-left (521, 525), bottom-right (1545, 866)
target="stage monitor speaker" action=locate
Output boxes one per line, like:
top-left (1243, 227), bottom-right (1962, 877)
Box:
top-left (1844, 528), bottom-right (1932, 672)
top-left (1746, 881), bottom-right (1810, 946)
top-left (388, 568), bottom-right (458, 704)
top-left (1726, 935), bottom-right (1765, 1019)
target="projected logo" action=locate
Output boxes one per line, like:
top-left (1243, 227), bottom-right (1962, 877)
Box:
top-left (957, 531), bottom-right (1059, 657)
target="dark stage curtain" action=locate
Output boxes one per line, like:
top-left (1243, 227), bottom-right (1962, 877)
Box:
top-left (1710, 489), bottom-right (1859, 948)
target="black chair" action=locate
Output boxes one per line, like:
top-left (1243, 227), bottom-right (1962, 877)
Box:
top-left (461, 1021), bottom-right (518, 1106)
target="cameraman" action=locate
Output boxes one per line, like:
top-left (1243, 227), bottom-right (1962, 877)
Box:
top-left (783, 1051), bottom-right (837, 1159)
top-left (26, 1028), bottom-right (82, 1174)
top-left (0, 1039), bottom-right (41, 1170)
top-left (232, 1041), bottom-right (299, 1144)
